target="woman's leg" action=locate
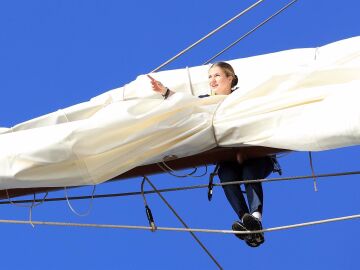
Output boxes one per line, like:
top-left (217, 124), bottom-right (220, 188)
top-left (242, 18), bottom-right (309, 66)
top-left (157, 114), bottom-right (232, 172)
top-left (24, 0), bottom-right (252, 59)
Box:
top-left (240, 157), bottom-right (274, 246)
top-left (242, 157), bottom-right (274, 215)
top-left (218, 161), bottom-right (249, 220)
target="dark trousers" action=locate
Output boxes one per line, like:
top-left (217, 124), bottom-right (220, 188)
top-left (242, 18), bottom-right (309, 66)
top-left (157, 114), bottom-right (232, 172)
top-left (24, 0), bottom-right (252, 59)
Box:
top-left (218, 157), bottom-right (274, 220)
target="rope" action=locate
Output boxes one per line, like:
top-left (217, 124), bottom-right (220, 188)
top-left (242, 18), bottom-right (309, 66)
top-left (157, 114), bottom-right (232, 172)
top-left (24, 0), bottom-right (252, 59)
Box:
top-left (29, 194), bottom-right (36, 228)
top-left (141, 178), bottom-right (156, 231)
top-left (141, 176), bottom-right (223, 270)
top-left (204, 0), bottom-right (298, 64)
top-left (157, 160), bottom-right (208, 178)
top-left (213, 170), bottom-right (360, 186)
top-left (150, 0), bottom-right (265, 73)
top-left (5, 189), bottom-right (48, 227)
top-left (59, 109), bottom-right (96, 187)
top-left (157, 162), bottom-right (198, 178)
top-left (186, 66), bottom-right (195, 96)
top-left (64, 185), bottom-right (96, 217)
top-left (210, 101), bottom-right (224, 146)
top-left (5, 189), bottom-right (48, 208)
top-left (0, 214), bottom-right (358, 235)
top-left (2, 170), bottom-right (360, 205)
top-left (308, 152), bottom-right (318, 192)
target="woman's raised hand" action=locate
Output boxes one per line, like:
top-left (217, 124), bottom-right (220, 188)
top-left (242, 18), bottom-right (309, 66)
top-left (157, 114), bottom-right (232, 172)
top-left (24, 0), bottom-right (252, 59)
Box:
top-left (147, 75), bottom-right (167, 95)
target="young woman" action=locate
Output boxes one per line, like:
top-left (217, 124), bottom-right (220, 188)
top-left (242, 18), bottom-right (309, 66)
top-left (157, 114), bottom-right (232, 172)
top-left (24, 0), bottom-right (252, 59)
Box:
top-left (148, 62), bottom-right (276, 248)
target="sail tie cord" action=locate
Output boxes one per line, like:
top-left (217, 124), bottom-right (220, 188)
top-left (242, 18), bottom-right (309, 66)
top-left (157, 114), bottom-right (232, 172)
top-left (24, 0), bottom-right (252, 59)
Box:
top-left (157, 158), bottom-right (208, 178)
top-left (156, 90), bottom-right (224, 178)
top-left (58, 109), bottom-right (96, 186)
top-left (157, 160), bottom-right (198, 178)
top-left (64, 185), bottom-right (96, 217)
top-left (5, 189), bottom-right (48, 227)
top-left (210, 99), bottom-right (224, 147)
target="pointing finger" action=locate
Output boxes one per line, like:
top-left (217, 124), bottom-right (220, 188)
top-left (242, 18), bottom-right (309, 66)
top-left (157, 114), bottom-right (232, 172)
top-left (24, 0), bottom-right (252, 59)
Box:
top-left (147, 74), bottom-right (156, 82)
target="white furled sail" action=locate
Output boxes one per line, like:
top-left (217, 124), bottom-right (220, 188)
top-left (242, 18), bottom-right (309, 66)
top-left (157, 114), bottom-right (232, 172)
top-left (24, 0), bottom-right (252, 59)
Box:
top-left (0, 36), bottom-right (359, 189)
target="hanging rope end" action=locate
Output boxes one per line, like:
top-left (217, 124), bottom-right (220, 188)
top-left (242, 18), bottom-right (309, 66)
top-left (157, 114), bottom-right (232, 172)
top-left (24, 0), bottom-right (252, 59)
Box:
top-left (308, 152), bottom-right (319, 192)
top-left (208, 165), bottom-right (219, 201)
top-left (145, 205), bottom-right (157, 232)
top-left (313, 181), bottom-right (318, 192)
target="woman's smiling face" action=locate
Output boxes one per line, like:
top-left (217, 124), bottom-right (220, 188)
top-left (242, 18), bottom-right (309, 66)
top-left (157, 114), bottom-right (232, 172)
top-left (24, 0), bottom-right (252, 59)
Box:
top-left (208, 66), bottom-right (233, 95)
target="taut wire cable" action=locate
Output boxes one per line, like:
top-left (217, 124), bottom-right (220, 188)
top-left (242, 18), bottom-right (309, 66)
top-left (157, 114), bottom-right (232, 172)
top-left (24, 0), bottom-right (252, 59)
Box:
top-left (141, 176), bottom-right (223, 270)
top-left (204, 0), bottom-right (298, 64)
top-left (0, 214), bottom-right (358, 235)
top-left (150, 0), bottom-right (265, 73)
top-left (2, 170), bottom-right (360, 205)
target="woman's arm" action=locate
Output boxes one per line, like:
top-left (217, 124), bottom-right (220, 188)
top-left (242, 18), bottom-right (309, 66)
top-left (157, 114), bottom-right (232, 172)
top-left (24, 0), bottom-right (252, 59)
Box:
top-left (147, 75), bottom-right (174, 99)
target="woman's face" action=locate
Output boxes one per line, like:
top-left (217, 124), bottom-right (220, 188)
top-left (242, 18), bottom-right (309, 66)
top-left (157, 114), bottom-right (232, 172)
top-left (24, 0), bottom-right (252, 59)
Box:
top-left (208, 66), bottom-right (233, 95)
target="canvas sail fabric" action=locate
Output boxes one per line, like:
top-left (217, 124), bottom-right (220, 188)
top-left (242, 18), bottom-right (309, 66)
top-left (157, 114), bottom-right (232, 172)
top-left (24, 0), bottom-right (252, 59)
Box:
top-left (0, 36), bottom-right (359, 189)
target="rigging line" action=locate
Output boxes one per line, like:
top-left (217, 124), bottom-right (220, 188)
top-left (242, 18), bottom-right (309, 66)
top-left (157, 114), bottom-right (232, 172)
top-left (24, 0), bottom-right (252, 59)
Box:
top-left (142, 176), bottom-right (223, 270)
top-left (150, 0), bottom-right (265, 73)
top-left (64, 185), bottom-right (96, 217)
top-left (0, 214), bottom-right (359, 234)
top-left (2, 169), bottom-right (360, 205)
top-left (5, 189), bottom-right (48, 208)
top-left (141, 178), bottom-right (157, 231)
top-left (0, 184), bottom-right (207, 205)
top-left (157, 162), bottom-right (198, 178)
top-left (3, 169), bottom-right (360, 205)
top-left (204, 0), bottom-right (298, 64)
top-left (5, 190), bottom-right (48, 227)
top-left (157, 161), bottom-right (208, 178)
top-left (308, 152), bottom-right (318, 192)
top-left (276, 152), bottom-right (292, 159)
top-left (213, 170), bottom-right (360, 186)
top-left (29, 194), bottom-right (36, 228)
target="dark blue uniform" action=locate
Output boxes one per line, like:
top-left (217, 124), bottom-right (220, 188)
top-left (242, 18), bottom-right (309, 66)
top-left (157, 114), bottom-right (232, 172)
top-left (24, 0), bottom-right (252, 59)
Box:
top-left (199, 94), bottom-right (276, 220)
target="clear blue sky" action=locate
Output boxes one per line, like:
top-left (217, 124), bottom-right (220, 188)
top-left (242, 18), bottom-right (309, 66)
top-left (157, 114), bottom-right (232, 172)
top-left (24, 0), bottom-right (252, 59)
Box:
top-left (0, 1), bottom-right (359, 269)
